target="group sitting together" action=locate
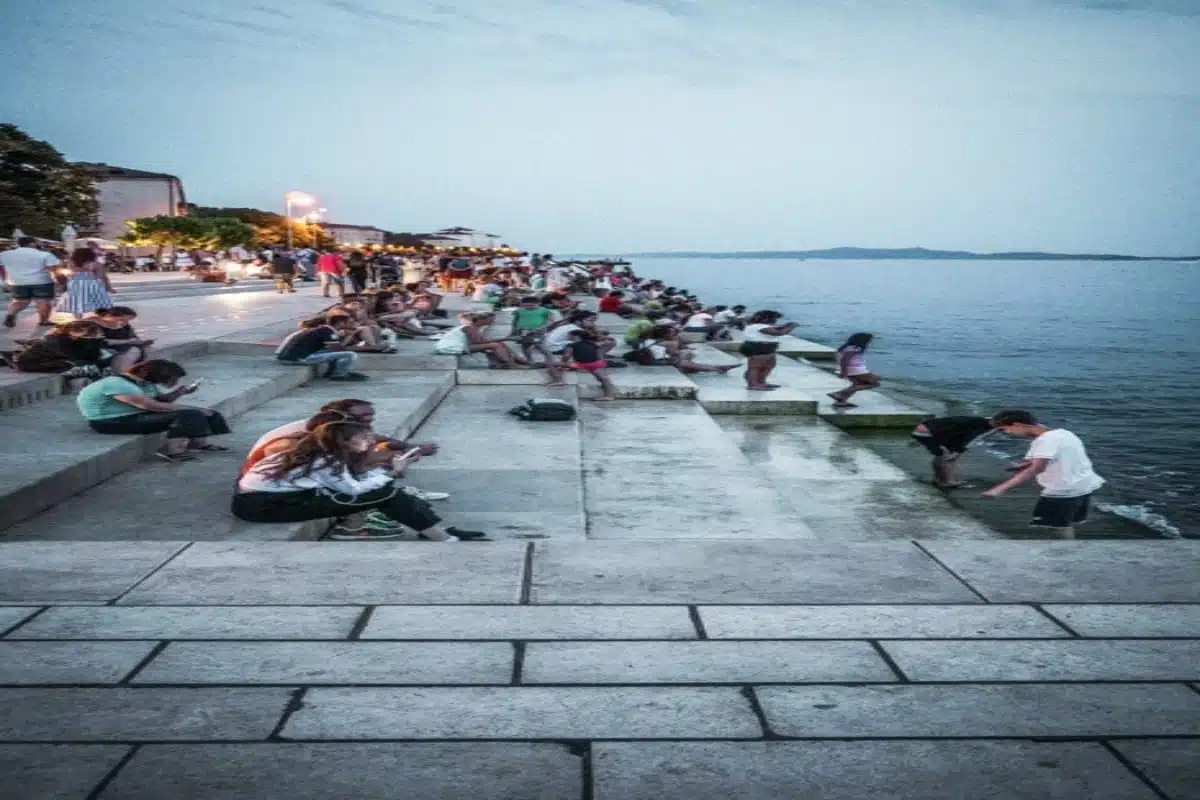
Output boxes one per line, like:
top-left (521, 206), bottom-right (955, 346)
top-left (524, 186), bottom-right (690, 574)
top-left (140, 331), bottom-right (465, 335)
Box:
top-left (7, 306), bottom-right (156, 387)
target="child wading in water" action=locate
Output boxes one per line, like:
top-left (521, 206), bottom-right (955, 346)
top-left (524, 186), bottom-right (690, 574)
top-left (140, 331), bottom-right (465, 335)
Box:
top-left (829, 332), bottom-right (881, 407)
top-left (563, 329), bottom-right (616, 401)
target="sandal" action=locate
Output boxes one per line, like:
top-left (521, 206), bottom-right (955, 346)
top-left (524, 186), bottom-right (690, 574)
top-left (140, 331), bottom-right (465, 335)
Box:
top-left (155, 452), bottom-right (197, 463)
top-left (188, 444), bottom-right (231, 452)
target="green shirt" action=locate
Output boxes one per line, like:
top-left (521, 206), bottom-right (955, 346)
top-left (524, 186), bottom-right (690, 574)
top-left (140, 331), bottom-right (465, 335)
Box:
top-left (624, 319), bottom-right (655, 344)
top-left (77, 376), bottom-right (155, 421)
top-left (512, 306), bottom-right (556, 331)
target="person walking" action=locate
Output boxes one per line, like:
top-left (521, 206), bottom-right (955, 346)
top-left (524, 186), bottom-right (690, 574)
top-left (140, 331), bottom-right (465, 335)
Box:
top-left (346, 250), bottom-right (369, 294)
top-left (271, 249), bottom-right (299, 293)
top-left (316, 251), bottom-right (346, 298)
top-left (982, 410), bottom-right (1105, 539)
top-left (54, 247), bottom-right (113, 319)
top-left (2, 237), bottom-right (60, 328)
top-left (828, 332), bottom-right (881, 407)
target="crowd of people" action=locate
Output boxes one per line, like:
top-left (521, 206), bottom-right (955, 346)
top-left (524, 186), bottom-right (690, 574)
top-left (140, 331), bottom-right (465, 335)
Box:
top-left (2, 240), bottom-right (1106, 539)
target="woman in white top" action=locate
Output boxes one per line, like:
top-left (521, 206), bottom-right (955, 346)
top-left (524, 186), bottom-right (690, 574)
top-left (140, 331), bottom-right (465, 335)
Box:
top-left (233, 422), bottom-right (484, 541)
top-left (681, 307), bottom-right (731, 341)
top-left (739, 310), bottom-right (799, 391)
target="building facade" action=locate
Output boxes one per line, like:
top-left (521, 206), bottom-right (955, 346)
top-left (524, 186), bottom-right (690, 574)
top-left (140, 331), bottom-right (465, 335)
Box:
top-left (76, 163), bottom-right (186, 241)
top-left (323, 223), bottom-right (387, 248)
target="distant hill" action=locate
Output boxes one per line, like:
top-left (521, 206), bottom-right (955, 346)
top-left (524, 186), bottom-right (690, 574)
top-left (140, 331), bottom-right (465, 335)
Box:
top-left (625, 247), bottom-right (1197, 262)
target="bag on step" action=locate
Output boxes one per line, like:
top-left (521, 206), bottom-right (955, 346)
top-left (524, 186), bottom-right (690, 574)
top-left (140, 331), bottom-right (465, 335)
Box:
top-left (508, 398), bottom-right (577, 422)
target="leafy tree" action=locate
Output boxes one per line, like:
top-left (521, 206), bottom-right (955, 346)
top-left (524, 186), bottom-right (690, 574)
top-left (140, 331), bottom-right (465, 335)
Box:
top-left (121, 215), bottom-right (254, 261)
top-left (0, 124), bottom-right (98, 238)
top-left (189, 205), bottom-right (333, 249)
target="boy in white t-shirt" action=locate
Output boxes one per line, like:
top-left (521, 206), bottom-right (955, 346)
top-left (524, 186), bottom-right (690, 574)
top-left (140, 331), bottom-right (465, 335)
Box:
top-left (982, 410), bottom-right (1105, 538)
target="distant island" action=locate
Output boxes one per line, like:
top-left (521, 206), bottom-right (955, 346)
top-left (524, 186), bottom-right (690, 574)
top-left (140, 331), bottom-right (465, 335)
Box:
top-left (623, 247), bottom-right (1197, 262)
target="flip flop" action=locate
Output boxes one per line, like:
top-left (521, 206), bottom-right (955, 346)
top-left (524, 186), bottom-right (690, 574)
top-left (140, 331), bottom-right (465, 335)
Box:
top-left (155, 452), bottom-right (197, 463)
top-left (188, 444), bottom-right (231, 452)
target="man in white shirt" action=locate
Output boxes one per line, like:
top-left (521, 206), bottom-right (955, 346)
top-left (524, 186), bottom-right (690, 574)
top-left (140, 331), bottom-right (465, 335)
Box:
top-left (982, 410), bottom-right (1105, 538)
top-left (1, 237), bottom-right (60, 327)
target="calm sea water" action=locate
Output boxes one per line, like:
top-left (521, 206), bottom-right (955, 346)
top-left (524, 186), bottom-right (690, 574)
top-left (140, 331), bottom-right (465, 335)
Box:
top-left (634, 258), bottom-right (1200, 537)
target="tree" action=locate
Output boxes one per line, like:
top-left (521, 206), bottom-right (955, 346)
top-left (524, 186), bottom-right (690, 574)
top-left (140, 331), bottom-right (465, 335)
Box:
top-left (0, 124), bottom-right (98, 238)
top-left (189, 205), bottom-right (334, 249)
top-left (122, 215), bottom-right (255, 261)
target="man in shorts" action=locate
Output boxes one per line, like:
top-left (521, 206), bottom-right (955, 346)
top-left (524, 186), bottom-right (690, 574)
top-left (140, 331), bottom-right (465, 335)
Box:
top-left (2, 237), bottom-right (60, 328)
top-left (982, 410), bottom-right (1105, 538)
top-left (911, 414), bottom-right (1004, 489)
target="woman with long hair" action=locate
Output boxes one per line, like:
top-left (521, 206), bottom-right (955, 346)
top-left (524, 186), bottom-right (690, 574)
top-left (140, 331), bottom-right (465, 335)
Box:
top-left (739, 310), bottom-right (798, 390)
top-left (55, 247), bottom-right (113, 320)
top-left (233, 421), bottom-right (485, 541)
top-left (829, 332), bottom-right (881, 407)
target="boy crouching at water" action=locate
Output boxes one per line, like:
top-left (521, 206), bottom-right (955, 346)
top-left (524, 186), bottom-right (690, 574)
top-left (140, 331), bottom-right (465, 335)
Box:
top-left (981, 410), bottom-right (1105, 539)
top-left (563, 329), bottom-right (616, 401)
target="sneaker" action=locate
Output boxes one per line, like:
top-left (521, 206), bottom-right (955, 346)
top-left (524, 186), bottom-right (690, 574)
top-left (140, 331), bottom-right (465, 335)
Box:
top-left (328, 526), bottom-right (406, 540)
top-left (446, 527), bottom-right (489, 541)
top-left (403, 486), bottom-right (450, 501)
top-left (364, 511), bottom-right (405, 530)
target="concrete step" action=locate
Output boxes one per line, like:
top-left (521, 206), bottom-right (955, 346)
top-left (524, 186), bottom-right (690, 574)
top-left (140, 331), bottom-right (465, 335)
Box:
top-left (770, 359), bottom-right (930, 428)
top-left (713, 416), bottom-right (1000, 540)
top-left (686, 345), bottom-right (819, 416)
top-left (0, 372), bottom-right (454, 542)
top-left (579, 401), bottom-right (816, 540)
top-left (711, 333), bottom-right (837, 360)
top-left (0, 353), bottom-right (319, 533)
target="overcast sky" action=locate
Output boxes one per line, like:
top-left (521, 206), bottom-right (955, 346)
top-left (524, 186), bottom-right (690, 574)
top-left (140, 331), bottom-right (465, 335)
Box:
top-left (1, 0), bottom-right (1197, 254)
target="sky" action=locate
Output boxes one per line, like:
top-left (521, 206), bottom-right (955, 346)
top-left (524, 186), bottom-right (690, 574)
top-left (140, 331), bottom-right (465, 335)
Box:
top-left (1, 0), bottom-right (1197, 255)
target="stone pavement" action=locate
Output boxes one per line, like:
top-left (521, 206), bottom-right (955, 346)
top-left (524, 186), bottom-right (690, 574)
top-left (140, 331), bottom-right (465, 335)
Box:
top-left (0, 540), bottom-right (1196, 799)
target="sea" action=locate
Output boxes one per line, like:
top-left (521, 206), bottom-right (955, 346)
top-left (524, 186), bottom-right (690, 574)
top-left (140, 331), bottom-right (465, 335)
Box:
top-left (629, 257), bottom-right (1199, 538)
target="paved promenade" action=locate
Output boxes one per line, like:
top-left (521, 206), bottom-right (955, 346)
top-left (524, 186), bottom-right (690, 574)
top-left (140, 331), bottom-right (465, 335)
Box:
top-left (0, 287), bottom-right (1195, 797)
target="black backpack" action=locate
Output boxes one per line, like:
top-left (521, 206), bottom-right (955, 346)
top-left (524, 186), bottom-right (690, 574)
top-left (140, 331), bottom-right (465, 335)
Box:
top-left (508, 398), bottom-right (577, 422)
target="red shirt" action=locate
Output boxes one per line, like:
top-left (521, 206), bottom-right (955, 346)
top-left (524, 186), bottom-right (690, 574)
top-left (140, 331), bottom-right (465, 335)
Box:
top-left (316, 254), bottom-right (345, 274)
top-left (598, 295), bottom-right (624, 313)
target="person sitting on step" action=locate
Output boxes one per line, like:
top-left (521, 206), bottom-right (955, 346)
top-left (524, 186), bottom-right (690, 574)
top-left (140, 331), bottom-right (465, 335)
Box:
top-left (88, 306), bottom-right (154, 373)
top-left (233, 421), bottom-right (486, 541)
top-left (240, 398), bottom-right (448, 503)
top-left (15, 320), bottom-right (112, 386)
top-left (77, 359), bottom-right (232, 462)
top-left (275, 315), bottom-right (369, 382)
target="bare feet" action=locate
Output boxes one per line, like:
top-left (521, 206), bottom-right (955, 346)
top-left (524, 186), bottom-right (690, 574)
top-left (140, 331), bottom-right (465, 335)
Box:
top-left (717, 364), bottom-right (738, 373)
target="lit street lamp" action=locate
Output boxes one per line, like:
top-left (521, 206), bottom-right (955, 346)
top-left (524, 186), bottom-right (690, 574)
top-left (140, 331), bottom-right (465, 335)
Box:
top-left (305, 208), bottom-right (327, 248)
top-left (284, 191), bottom-right (315, 249)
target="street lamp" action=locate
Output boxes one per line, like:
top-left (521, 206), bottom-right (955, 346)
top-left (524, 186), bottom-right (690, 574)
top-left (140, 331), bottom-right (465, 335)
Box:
top-left (305, 208), bottom-right (326, 248)
top-left (284, 191), bottom-right (315, 249)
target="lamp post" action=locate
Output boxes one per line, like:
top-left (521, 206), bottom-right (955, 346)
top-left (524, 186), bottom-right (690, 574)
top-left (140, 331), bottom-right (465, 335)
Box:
top-left (284, 191), bottom-right (315, 249)
top-left (306, 208), bottom-right (326, 248)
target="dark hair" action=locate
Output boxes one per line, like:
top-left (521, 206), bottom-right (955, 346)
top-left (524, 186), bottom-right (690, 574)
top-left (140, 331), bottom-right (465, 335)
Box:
top-left (747, 310), bottom-right (782, 325)
top-left (732, 305), bottom-right (746, 312)
top-left (95, 306), bottom-right (138, 318)
top-left (647, 324), bottom-right (677, 340)
top-left (607, 290), bottom-right (625, 298)
top-left (991, 410), bottom-right (1039, 426)
top-left (371, 292), bottom-right (395, 316)
top-left (59, 320), bottom-right (102, 336)
top-left (326, 313), bottom-right (352, 326)
top-left (70, 248), bottom-right (96, 268)
top-left (319, 398), bottom-right (373, 414)
top-left (16, 236), bottom-right (35, 247)
top-left (519, 294), bottom-right (539, 303)
top-left (127, 359), bottom-right (187, 384)
top-left (304, 410), bottom-right (361, 431)
top-left (712, 305), bottom-right (727, 312)
top-left (262, 421), bottom-right (374, 481)
top-left (841, 332), bottom-right (874, 350)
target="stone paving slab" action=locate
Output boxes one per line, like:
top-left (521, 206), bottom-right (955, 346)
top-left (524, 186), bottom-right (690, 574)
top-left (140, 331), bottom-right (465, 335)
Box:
top-left (0, 543), bottom-right (184, 603)
top-left (117, 543), bottom-right (527, 605)
top-left (529, 542), bottom-right (982, 603)
top-left (1111, 739), bottom-right (1200, 800)
top-left (755, 683), bottom-right (1200, 737)
top-left (0, 744), bottom-right (131, 800)
top-left (699, 605), bottom-right (1068, 639)
top-left (0, 607), bottom-right (38, 634)
top-left (9, 606), bottom-right (363, 640)
top-left (881, 639), bottom-right (1200, 681)
top-left (101, 743), bottom-right (582, 800)
top-left (0, 688), bottom-right (292, 741)
top-left (592, 741), bottom-right (1158, 800)
top-left (363, 605), bottom-right (696, 640)
top-left (0, 641), bottom-right (156, 684)
top-left (133, 642), bottom-right (514, 685)
top-left (522, 641), bottom-right (896, 683)
top-left (434, 512), bottom-right (588, 541)
top-left (284, 687), bottom-right (763, 739)
top-left (921, 542), bottom-right (1200, 602)
top-left (1044, 604), bottom-right (1200, 638)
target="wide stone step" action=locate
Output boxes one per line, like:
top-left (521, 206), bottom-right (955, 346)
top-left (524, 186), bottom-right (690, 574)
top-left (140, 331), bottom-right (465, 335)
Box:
top-left (0, 371), bottom-right (454, 542)
top-left (686, 344), bottom-right (819, 416)
top-left (0, 351), bottom-right (318, 533)
top-left (711, 332), bottom-right (837, 360)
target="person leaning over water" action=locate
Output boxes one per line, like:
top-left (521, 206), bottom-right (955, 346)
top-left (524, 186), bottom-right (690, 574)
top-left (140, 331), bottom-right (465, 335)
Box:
top-left (911, 413), bottom-right (1006, 489)
top-left (981, 410), bottom-right (1105, 539)
top-left (739, 311), bottom-right (798, 391)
